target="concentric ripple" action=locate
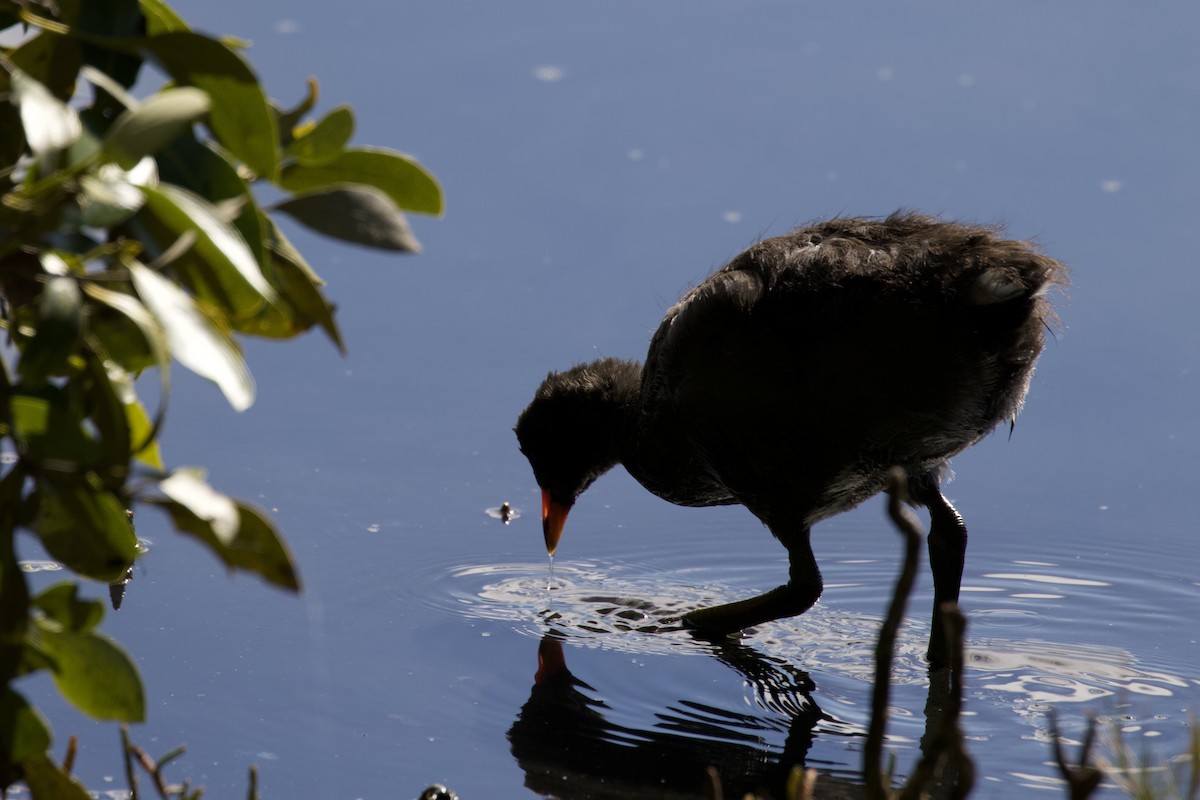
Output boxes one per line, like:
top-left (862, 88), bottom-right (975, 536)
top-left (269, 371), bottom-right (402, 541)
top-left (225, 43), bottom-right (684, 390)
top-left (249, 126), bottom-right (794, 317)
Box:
top-left (423, 554), bottom-right (1196, 716)
top-left (431, 558), bottom-right (938, 677)
top-left (439, 560), bottom-right (735, 655)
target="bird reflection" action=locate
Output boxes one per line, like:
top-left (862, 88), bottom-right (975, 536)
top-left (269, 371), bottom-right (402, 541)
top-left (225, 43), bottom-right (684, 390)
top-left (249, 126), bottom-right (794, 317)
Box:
top-left (507, 631), bottom-right (836, 799)
top-left (508, 629), bottom-right (974, 798)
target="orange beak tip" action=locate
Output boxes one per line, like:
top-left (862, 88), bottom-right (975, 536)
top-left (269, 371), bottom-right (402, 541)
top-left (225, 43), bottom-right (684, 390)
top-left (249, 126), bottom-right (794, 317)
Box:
top-left (540, 489), bottom-right (569, 556)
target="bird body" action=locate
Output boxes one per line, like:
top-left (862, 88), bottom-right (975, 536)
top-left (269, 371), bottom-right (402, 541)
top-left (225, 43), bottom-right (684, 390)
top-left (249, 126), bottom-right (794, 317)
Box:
top-left (516, 212), bottom-right (1065, 663)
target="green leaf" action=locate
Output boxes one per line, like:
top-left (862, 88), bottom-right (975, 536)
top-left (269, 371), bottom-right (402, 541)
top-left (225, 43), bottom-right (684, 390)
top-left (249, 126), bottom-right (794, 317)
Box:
top-left (240, 218), bottom-right (344, 350)
top-left (148, 489), bottom-right (300, 592)
top-left (9, 385), bottom-right (101, 469)
top-left (9, 30), bottom-right (83, 101)
top-left (158, 467), bottom-right (238, 545)
top-left (11, 70), bottom-right (82, 159)
top-left (15, 640), bottom-right (56, 679)
top-left (83, 282), bottom-right (170, 372)
top-left (139, 182), bottom-right (274, 315)
top-left (128, 400), bottom-right (163, 469)
top-left (80, 353), bottom-right (133, 491)
top-left (83, 284), bottom-right (170, 458)
top-left (85, 310), bottom-right (158, 374)
top-left (61, 124), bottom-right (105, 171)
top-left (139, 0), bottom-right (190, 35)
top-left (32, 583), bottom-right (103, 633)
top-left (279, 146), bottom-right (443, 216)
top-left (284, 105), bottom-right (354, 166)
top-left (0, 470), bottom-right (32, 688)
top-left (36, 475), bottom-right (138, 583)
top-left (143, 31), bottom-right (280, 179)
top-left (0, 104), bottom-right (25, 170)
top-left (77, 163), bottom-right (147, 228)
top-left (83, 284), bottom-right (169, 470)
top-left (17, 276), bottom-right (82, 385)
top-left (75, 0), bottom-right (142, 40)
top-left (102, 87), bottom-right (211, 168)
top-left (231, 501), bottom-right (301, 590)
top-left (33, 619), bottom-right (145, 722)
top-left (128, 260), bottom-right (255, 411)
top-left (79, 63), bottom-right (139, 127)
top-left (274, 77), bottom-right (318, 146)
top-left (23, 754), bottom-right (92, 800)
top-left (156, 134), bottom-right (265, 272)
top-left (74, 0), bottom-right (145, 95)
top-left (0, 688), bottom-right (52, 769)
top-left (272, 184), bottom-right (422, 252)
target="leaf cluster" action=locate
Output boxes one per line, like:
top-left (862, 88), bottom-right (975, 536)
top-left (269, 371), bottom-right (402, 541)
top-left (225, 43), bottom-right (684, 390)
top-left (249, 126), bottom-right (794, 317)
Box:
top-left (0, 0), bottom-right (441, 793)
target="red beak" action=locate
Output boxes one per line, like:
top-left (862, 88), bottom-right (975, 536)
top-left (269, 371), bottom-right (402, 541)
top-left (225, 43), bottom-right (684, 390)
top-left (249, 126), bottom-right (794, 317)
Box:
top-left (541, 488), bottom-right (570, 556)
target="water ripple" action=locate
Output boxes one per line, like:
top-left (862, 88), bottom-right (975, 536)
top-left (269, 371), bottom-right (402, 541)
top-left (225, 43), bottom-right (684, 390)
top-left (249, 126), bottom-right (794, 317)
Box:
top-left (970, 639), bottom-right (1189, 705)
top-left (443, 561), bottom-right (745, 655)
top-left (430, 556), bottom-right (1195, 724)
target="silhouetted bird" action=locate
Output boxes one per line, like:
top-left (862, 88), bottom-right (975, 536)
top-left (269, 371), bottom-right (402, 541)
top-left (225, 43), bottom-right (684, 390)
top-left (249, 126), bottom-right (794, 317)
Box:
top-left (515, 212), bottom-right (1066, 664)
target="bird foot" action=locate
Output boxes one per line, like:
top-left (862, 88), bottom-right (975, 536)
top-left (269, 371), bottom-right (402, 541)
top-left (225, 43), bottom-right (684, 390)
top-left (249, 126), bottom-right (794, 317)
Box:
top-left (679, 608), bottom-right (747, 640)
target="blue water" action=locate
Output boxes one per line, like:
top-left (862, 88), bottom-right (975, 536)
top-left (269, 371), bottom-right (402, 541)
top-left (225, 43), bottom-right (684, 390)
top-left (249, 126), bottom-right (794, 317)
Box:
top-left (16, 2), bottom-right (1200, 798)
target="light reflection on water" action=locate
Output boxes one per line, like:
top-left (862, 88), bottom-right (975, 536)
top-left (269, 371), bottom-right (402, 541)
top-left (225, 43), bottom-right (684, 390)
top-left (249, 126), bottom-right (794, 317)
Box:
top-left (982, 573), bottom-right (1110, 587)
top-left (971, 639), bottom-right (1187, 704)
top-left (410, 536), bottom-right (1200, 796)
top-left (443, 553), bottom-right (1191, 699)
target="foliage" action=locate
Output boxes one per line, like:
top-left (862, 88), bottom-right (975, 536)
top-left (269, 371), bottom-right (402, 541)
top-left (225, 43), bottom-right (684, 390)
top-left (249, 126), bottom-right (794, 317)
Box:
top-left (0, 0), bottom-right (441, 793)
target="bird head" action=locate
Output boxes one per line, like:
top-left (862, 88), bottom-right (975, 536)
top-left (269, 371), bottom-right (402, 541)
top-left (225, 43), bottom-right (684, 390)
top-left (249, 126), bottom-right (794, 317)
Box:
top-left (514, 359), bottom-right (641, 555)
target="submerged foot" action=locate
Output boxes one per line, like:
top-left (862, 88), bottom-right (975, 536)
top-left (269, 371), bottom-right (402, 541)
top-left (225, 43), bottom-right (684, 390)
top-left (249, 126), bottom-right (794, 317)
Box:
top-left (679, 606), bottom-right (753, 640)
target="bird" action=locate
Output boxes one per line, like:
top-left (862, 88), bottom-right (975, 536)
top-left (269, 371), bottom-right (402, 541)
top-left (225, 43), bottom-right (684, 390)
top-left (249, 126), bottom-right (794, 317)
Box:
top-left (514, 212), bottom-right (1066, 664)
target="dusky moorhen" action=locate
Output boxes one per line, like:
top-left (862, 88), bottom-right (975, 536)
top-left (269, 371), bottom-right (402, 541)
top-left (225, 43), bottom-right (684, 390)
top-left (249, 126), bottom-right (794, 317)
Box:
top-left (515, 212), bottom-right (1066, 663)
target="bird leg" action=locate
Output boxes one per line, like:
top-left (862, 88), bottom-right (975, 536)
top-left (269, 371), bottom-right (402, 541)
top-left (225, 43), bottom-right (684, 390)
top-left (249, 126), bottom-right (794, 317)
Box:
top-left (684, 527), bottom-right (822, 637)
top-left (911, 474), bottom-right (968, 667)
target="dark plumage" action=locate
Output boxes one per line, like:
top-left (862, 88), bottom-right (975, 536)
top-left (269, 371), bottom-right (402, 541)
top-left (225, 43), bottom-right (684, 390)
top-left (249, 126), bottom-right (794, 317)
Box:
top-left (515, 212), bottom-right (1066, 663)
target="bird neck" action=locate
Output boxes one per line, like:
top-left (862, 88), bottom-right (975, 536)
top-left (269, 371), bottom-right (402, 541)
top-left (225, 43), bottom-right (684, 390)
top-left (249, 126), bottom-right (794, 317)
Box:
top-left (565, 357), bottom-right (644, 477)
top-left (602, 363), bottom-right (645, 466)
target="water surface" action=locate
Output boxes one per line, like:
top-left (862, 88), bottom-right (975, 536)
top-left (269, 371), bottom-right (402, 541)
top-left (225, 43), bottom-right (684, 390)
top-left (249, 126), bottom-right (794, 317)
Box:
top-left (16, 1), bottom-right (1200, 798)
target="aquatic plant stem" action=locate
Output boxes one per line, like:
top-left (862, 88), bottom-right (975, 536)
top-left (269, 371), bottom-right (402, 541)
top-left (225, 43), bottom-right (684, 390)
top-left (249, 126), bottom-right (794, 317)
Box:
top-left (120, 725), bottom-right (139, 800)
top-left (1050, 711), bottom-right (1101, 799)
top-left (865, 468), bottom-right (922, 800)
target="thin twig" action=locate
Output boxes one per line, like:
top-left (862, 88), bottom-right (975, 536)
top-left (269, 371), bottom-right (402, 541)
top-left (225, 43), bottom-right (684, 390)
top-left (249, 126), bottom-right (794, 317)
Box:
top-left (129, 741), bottom-right (170, 798)
top-left (1050, 711), bottom-right (1103, 800)
top-left (156, 744), bottom-right (187, 771)
top-left (62, 734), bottom-right (77, 775)
top-left (702, 765), bottom-right (722, 800)
top-left (1189, 719), bottom-right (1199, 800)
top-left (785, 765), bottom-right (818, 800)
top-left (144, 230), bottom-right (197, 271)
top-left (864, 468), bottom-right (923, 799)
top-left (121, 724), bottom-right (139, 800)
